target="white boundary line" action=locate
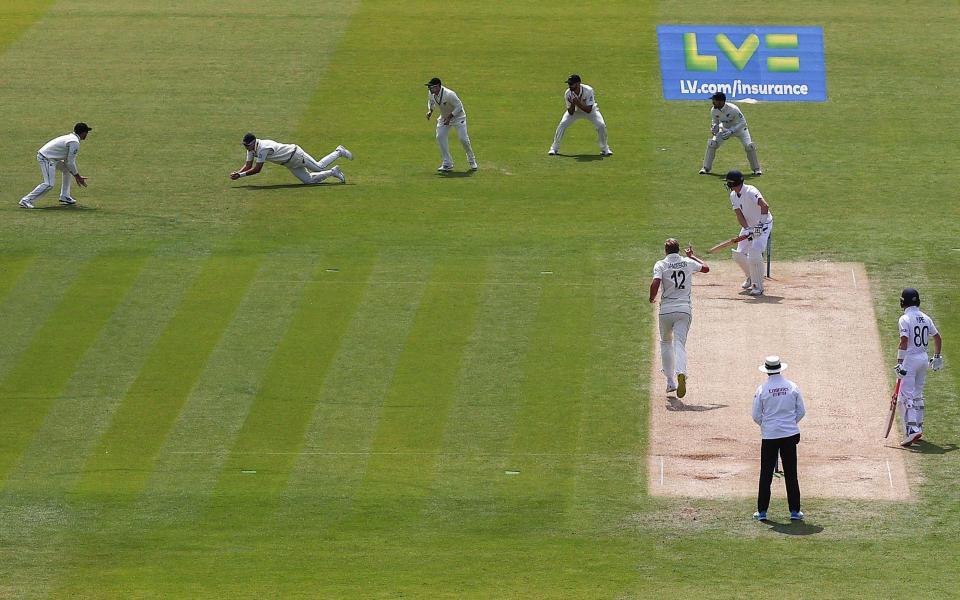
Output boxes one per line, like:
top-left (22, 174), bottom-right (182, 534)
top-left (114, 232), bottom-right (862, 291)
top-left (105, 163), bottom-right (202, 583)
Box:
top-left (885, 460), bottom-right (894, 489)
top-left (851, 268), bottom-right (858, 288)
top-left (660, 456), bottom-right (664, 486)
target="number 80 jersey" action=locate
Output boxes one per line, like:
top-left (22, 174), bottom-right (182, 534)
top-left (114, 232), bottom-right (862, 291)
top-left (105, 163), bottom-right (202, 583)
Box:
top-left (652, 253), bottom-right (704, 315)
top-left (899, 306), bottom-right (939, 356)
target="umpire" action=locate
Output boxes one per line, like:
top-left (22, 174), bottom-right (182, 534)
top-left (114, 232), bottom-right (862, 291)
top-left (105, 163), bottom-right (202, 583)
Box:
top-left (751, 356), bottom-right (806, 521)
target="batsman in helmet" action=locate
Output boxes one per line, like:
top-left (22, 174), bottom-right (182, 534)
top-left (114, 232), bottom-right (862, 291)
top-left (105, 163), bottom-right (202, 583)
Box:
top-left (892, 288), bottom-right (944, 447)
top-left (724, 170), bottom-right (772, 296)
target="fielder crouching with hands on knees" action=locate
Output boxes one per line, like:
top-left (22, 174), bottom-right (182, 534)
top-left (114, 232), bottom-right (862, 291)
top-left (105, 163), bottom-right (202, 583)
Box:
top-left (752, 356), bottom-right (805, 522)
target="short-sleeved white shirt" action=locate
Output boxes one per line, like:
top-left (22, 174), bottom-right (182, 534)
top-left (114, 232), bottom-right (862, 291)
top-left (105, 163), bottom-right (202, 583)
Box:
top-left (39, 133), bottom-right (82, 174)
top-left (246, 139), bottom-right (298, 164)
top-left (730, 184), bottom-right (772, 227)
top-left (899, 306), bottom-right (939, 357)
top-left (565, 83), bottom-right (598, 112)
top-left (711, 102), bottom-right (747, 133)
top-left (652, 253), bottom-right (703, 314)
top-left (428, 86), bottom-right (466, 121)
top-left (752, 374), bottom-right (805, 439)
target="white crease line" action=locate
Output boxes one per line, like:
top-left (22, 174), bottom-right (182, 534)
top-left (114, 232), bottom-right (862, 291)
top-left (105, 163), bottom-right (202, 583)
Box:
top-left (851, 268), bottom-right (858, 288)
top-left (660, 456), bottom-right (664, 486)
top-left (885, 460), bottom-right (893, 489)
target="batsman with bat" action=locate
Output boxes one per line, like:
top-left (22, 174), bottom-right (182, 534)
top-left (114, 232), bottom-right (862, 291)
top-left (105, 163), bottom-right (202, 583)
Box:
top-left (723, 170), bottom-right (772, 297)
top-left (891, 288), bottom-right (944, 447)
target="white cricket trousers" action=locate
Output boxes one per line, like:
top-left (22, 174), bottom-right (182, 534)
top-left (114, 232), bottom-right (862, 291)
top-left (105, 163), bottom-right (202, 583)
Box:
top-left (551, 109), bottom-right (610, 153)
top-left (734, 220), bottom-right (773, 291)
top-left (22, 153), bottom-right (73, 203)
top-left (897, 354), bottom-right (928, 435)
top-left (285, 147), bottom-right (340, 184)
top-left (436, 118), bottom-right (475, 167)
top-left (703, 128), bottom-right (760, 172)
top-left (658, 311), bottom-right (691, 386)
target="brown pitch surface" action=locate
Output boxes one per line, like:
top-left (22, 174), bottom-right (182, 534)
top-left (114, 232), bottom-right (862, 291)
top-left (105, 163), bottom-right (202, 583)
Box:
top-left (648, 261), bottom-right (911, 500)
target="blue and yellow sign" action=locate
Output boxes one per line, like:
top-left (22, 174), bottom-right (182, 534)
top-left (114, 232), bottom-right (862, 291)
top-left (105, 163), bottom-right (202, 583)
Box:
top-left (657, 25), bottom-right (827, 102)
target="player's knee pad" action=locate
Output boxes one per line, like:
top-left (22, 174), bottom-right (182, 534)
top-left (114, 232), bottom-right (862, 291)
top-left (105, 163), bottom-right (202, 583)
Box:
top-left (746, 142), bottom-right (758, 151)
top-left (707, 139), bottom-right (720, 148)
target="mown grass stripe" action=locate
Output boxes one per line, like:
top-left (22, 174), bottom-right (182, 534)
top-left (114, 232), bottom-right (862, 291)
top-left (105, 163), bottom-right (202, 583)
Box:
top-left (202, 258), bottom-right (373, 524)
top-left (0, 254), bottom-right (206, 596)
top-left (428, 258), bottom-right (543, 531)
top-left (138, 254), bottom-right (317, 521)
top-left (0, 1), bottom-right (54, 56)
top-left (349, 260), bottom-right (486, 524)
top-left (73, 255), bottom-right (260, 499)
top-left (276, 258), bottom-right (431, 523)
top-left (500, 262), bottom-right (595, 531)
top-left (0, 255), bottom-right (34, 305)
top-left (0, 254), bottom-right (147, 486)
top-left (568, 262), bottom-right (647, 532)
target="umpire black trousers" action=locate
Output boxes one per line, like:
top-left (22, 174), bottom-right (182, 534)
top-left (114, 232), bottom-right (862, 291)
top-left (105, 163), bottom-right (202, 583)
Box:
top-left (757, 433), bottom-right (801, 513)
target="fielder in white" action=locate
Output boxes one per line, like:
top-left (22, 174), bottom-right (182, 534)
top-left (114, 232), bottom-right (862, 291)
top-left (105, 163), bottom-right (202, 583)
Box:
top-left (649, 238), bottom-right (710, 397)
top-left (20, 122), bottom-right (92, 209)
top-left (548, 74), bottom-right (612, 156)
top-left (425, 77), bottom-right (477, 172)
top-left (230, 133), bottom-right (351, 184)
top-left (725, 170), bottom-right (772, 296)
top-left (892, 288), bottom-right (944, 447)
top-left (699, 92), bottom-right (761, 176)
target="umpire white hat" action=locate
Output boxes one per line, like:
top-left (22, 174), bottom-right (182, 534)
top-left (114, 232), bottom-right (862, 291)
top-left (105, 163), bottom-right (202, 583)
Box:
top-left (759, 356), bottom-right (787, 374)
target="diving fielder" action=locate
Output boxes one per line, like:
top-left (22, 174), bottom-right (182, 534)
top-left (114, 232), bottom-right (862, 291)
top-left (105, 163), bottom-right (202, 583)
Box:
top-left (725, 170), bottom-right (771, 296)
top-left (548, 74), bottom-right (612, 157)
top-left (892, 288), bottom-right (944, 447)
top-left (230, 133), bottom-right (351, 184)
top-left (699, 92), bottom-right (761, 176)
top-left (649, 239), bottom-right (710, 397)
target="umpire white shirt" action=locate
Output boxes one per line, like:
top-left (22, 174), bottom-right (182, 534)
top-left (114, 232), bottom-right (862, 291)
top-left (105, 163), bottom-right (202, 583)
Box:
top-left (752, 374), bottom-right (805, 439)
top-left (39, 133), bottom-right (82, 175)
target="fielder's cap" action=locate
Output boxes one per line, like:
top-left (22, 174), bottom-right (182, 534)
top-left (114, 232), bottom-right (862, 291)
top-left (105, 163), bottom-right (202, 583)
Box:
top-left (425, 77), bottom-right (442, 87)
top-left (759, 356), bottom-right (787, 374)
top-left (711, 92), bottom-right (726, 102)
top-left (566, 74), bottom-right (582, 84)
top-left (74, 122), bottom-right (92, 134)
top-left (242, 132), bottom-right (256, 145)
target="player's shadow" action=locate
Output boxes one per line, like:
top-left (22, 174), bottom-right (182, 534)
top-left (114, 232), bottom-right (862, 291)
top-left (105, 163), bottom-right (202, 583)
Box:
top-left (701, 172), bottom-right (761, 180)
top-left (436, 170), bottom-right (476, 178)
top-left (907, 440), bottom-right (958, 454)
top-left (35, 204), bottom-right (96, 211)
top-left (738, 291), bottom-right (784, 304)
top-left (665, 396), bottom-right (727, 412)
top-left (763, 519), bottom-right (824, 536)
top-left (557, 153), bottom-right (607, 162)
top-left (237, 183), bottom-right (342, 189)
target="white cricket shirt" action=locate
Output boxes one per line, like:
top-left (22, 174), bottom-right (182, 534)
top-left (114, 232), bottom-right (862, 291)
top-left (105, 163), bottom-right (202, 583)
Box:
top-left (38, 133), bottom-right (82, 175)
top-left (652, 253), bottom-right (703, 315)
top-left (899, 306), bottom-right (939, 357)
top-left (246, 139), bottom-right (298, 164)
top-left (565, 83), bottom-right (598, 112)
top-left (711, 102), bottom-right (747, 134)
top-left (730, 184), bottom-right (772, 227)
top-left (752, 374), bottom-right (805, 439)
top-left (428, 86), bottom-right (466, 121)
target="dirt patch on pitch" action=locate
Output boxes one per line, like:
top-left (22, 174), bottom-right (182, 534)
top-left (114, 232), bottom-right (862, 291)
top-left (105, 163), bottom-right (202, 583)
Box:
top-left (648, 262), bottom-right (912, 500)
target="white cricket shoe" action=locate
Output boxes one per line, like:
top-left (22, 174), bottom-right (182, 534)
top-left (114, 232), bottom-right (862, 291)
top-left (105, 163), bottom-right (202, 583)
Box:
top-left (699, 167), bottom-right (710, 175)
top-left (601, 148), bottom-right (613, 156)
top-left (468, 160), bottom-right (478, 171)
top-left (337, 145), bottom-right (353, 160)
top-left (59, 196), bottom-right (77, 205)
top-left (748, 287), bottom-right (764, 296)
top-left (547, 148), bottom-right (557, 156)
top-left (19, 199), bottom-right (35, 209)
top-left (331, 166), bottom-right (345, 183)
top-left (437, 164), bottom-right (453, 172)
top-left (741, 278), bottom-right (753, 290)
top-left (900, 430), bottom-right (922, 447)
top-left (753, 170), bottom-right (763, 176)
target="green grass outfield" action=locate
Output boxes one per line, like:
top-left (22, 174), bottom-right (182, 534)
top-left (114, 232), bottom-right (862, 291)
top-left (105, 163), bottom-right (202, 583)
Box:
top-left (1, 0), bottom-right (958, 597)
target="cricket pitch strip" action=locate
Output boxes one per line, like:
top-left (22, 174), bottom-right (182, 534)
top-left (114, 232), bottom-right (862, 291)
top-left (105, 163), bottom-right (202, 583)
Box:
top-left (648, 261), bottom-right (911, 500)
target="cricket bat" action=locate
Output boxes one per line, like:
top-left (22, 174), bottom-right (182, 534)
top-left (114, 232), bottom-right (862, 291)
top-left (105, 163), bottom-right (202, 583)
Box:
top-left (884, 379), bottom-right (902, 439)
